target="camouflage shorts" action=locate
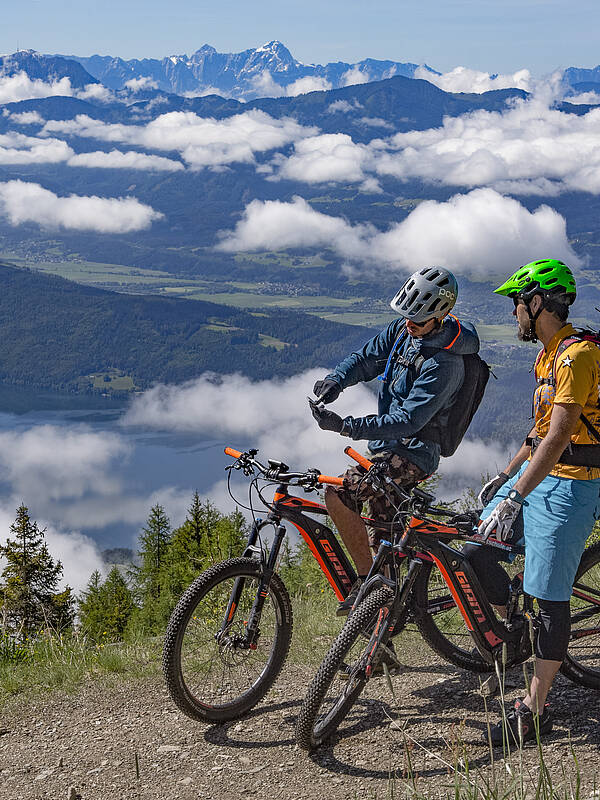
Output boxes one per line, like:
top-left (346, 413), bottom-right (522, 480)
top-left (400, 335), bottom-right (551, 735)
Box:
top-left (330, 451), bottom-right (427, 549)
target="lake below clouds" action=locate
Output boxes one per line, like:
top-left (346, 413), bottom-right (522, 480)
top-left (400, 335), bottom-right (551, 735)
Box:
top-left (0, 386), bottom-right (238, 550)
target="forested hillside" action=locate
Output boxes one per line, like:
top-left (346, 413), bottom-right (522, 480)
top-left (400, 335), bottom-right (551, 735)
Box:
top-left (0, 263), bottom-right (372, 392)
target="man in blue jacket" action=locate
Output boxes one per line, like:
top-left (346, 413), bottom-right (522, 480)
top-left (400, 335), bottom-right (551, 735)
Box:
top-left (311, 266), bottom-right (480, 615)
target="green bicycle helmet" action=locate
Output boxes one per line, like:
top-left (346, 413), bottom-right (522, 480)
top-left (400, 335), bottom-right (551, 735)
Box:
top-left (494, 259), bottom-right (576, 343)
top-left (494, 258), bottom-right (576, 303)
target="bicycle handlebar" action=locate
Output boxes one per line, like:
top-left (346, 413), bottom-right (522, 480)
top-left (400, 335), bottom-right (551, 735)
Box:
top-left (223, 446), bottom-right (473, 526)
top-left (343, 446), bottom-right (373, 470)
top-left (318, 475), bottom-right (344, 486)
top-left (224, 447), bottom-right (344, 488)
top-left (224, 447), bottom-right (242, 459)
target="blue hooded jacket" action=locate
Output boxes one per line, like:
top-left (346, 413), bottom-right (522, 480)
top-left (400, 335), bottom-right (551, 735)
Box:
top-left (327, 315), bottom-right (480, 475)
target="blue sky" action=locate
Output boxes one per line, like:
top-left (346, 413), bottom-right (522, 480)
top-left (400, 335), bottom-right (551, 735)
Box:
top-left (4, 0), bottom-right (600, 74)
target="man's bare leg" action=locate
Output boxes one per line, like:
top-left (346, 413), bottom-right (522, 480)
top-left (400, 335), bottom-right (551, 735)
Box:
top-left (523, 658), bottom-right (561, 713)
top-left (324, 486), bottom-right (372, 575)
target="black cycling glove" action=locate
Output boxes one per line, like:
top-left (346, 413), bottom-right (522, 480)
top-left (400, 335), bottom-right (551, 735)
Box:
top-left (312, 378), bottom-right (341, 404)
top-left (311, 404), bottom-right (344, 433)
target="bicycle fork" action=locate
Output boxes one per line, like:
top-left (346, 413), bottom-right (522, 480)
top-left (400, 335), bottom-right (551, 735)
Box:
top-left (364, 556), bottom-right (423, 678)
top-left (218, 522), bottom-right (287, 649)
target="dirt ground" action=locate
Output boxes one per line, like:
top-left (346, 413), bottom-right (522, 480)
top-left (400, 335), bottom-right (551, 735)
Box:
top-left (1, 651), bottom-right (599, 800)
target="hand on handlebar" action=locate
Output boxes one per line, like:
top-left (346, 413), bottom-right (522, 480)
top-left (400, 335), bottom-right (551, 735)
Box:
top-left (313, 378), bottom-right (341, 404)
top-left (478, 496), bottom-right (523, 541)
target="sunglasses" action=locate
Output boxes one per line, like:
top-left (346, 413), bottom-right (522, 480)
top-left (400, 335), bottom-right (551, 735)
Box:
top-left (406, 318), bottom-right (432, 328)
top-left (512, 297), bottom-right (524, 309)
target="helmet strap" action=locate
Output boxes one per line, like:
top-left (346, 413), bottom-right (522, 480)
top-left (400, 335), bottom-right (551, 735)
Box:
top-left (524, 301), bottom-right (542, 343)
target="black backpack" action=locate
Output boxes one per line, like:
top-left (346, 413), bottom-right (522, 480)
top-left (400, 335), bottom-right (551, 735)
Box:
top-left (398, 346), bottom-right (490, 457)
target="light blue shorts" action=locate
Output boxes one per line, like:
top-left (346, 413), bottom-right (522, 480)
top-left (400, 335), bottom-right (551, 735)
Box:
top-left (480, 466), bottom-right (600, 601)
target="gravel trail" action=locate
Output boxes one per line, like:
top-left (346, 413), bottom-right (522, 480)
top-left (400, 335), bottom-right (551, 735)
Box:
top-left (1, 652), bottom-right (599, 800)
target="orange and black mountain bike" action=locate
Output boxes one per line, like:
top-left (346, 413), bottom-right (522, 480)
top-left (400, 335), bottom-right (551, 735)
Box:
top-left (163, 444), bottom-right (481, 723)
top-left (162, 446), bottom-right (357, 722)
top-left (295, 449), bottom-right (600, 750)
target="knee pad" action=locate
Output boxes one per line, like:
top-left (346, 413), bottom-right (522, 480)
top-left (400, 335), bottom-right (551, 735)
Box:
top-left (535, 598), bottom-right (571, 662)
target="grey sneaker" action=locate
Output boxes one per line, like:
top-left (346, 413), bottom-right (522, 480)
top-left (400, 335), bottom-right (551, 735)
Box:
top-left (336, 578), bottom-right (364, 617)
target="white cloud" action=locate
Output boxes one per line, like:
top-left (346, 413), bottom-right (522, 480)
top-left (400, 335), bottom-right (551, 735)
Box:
top-left (0, 179), bottom-right (163, 233)
top-left (415, 65), bottom-right (533, 94)
top-left (566, 91), bottom-right (600, 105)
top-left (121, 371), bottom-right (512, 520)
top-left (269, 84), bottom-right (600, 197)
top-left (358, 117), bottom-right (393, 129)
top-left (125, 76), bottom-right (159, 92)
top-left (6, 110), bottom-right (44, 125)
top-left (366, 189), bottom-right (577, 272)
top-left (0, 425), bottom-right (129, 502)
top-left (216, 195), bottom-right (371, 254)
top-left (0, 71), bottom-right (74, 104)
top-left (0, 72), bottom-right (113, 106)
top-left (285, 76), bottom-right (332, 96)
top-left (435, 437), bottom-right (517, 501)
top-left (327, 99), bottom-right (363, 113)
top-left (43, 110), bottom-right (317, 170)
top-left (0, 131), bottom-right (73, 165)
top-left (0, 425), bottom-right (192, 592)
top-left (67, 148), bottom-right (184, 171)
top-left (216, 189), bottom-right (578, 276)
top-left (341, 66), bottom-right (369, 87)
top-left (247, 70), bottom-right (285, 98)
top-left (376, 94), bottom-right (600, 195)
top-left (123, 369), bottom-right (375, 475)
top-left (275, 133), bottom-right (375, 184)
top-left (0, 131), bottom-right (181, 172)
top-left (75, 83), bottom-right (115, 103)
top-left (244, 72), bottom-right (331, 99)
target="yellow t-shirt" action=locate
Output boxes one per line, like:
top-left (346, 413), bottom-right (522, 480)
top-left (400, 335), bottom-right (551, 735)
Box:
top-left (533, 323), bottom-right (600, 480)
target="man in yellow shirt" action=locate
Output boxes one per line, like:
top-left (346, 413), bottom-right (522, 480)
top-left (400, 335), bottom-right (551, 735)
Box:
top-left (473, 259), bottom-right (600, 746)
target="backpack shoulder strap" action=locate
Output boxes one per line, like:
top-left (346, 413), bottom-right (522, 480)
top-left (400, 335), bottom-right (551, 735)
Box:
top-left (551, 336), bottom-right (582, 380)
top-left (549, 334), bottom-right (600, 444)
top-left (538, 336), bottom-right (581, 388)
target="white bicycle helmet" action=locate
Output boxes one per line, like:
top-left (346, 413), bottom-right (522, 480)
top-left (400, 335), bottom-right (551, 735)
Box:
top-left (390, 267), bottom-right (458, 323)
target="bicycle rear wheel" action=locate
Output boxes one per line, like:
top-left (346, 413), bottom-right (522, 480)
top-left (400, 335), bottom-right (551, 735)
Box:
top-left (412, 559), bottom-right (493, 673)
top-left (162, 557), bottom-right (292, 722)
top-left (561, 542), bottom-right (600, 689)
top-left (296, 586), bottom-right (393, 750)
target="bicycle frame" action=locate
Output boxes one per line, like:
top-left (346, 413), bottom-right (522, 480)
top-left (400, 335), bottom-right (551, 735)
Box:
top-left (242, 483), bottom-right (358, 601)
top-left (355, 517), bottom-right (533, 674)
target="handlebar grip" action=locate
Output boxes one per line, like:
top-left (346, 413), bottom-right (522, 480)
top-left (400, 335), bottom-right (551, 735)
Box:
top-left (318, 475), bottom-right (345, 486)
top-left (224, 447), bottom-right (242, 458)
top-left (344, 446), bottom-right (374, 470)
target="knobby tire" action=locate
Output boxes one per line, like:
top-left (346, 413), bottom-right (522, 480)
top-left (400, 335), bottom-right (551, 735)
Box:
top-left (296, 586), bottom-right (393, 750)
top-left (162, 557), bottom-right (292, 723)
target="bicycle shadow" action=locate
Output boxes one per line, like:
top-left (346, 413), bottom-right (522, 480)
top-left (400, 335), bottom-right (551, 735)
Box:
top-left (202, 695), bottom-right (398, 758)
top-left (203, 699), bottom-right (301, 749)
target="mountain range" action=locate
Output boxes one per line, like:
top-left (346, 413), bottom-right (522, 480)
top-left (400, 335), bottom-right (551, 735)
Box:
top-left (57, 40), bottom-right (431, 100)
top-left (2, 43), bottom-right (598, 102)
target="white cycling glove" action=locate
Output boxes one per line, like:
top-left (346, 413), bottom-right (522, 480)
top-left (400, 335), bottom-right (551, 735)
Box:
top-left (478, 490), bottom-right (524, 541)
top-left (477, 472), bottom-right (509, 507)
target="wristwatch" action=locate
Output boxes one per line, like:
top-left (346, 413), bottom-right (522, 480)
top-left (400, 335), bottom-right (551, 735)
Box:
top-left (507, 488), bottom-right (525, 504)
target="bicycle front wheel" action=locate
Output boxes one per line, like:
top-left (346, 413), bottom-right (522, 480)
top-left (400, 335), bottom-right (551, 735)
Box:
top-left (561, 542), bottom-right (600, 689)
top-left (296, 586), bottom-right (393, 750)
top-left (162, 557), bottom-right (293, 722)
